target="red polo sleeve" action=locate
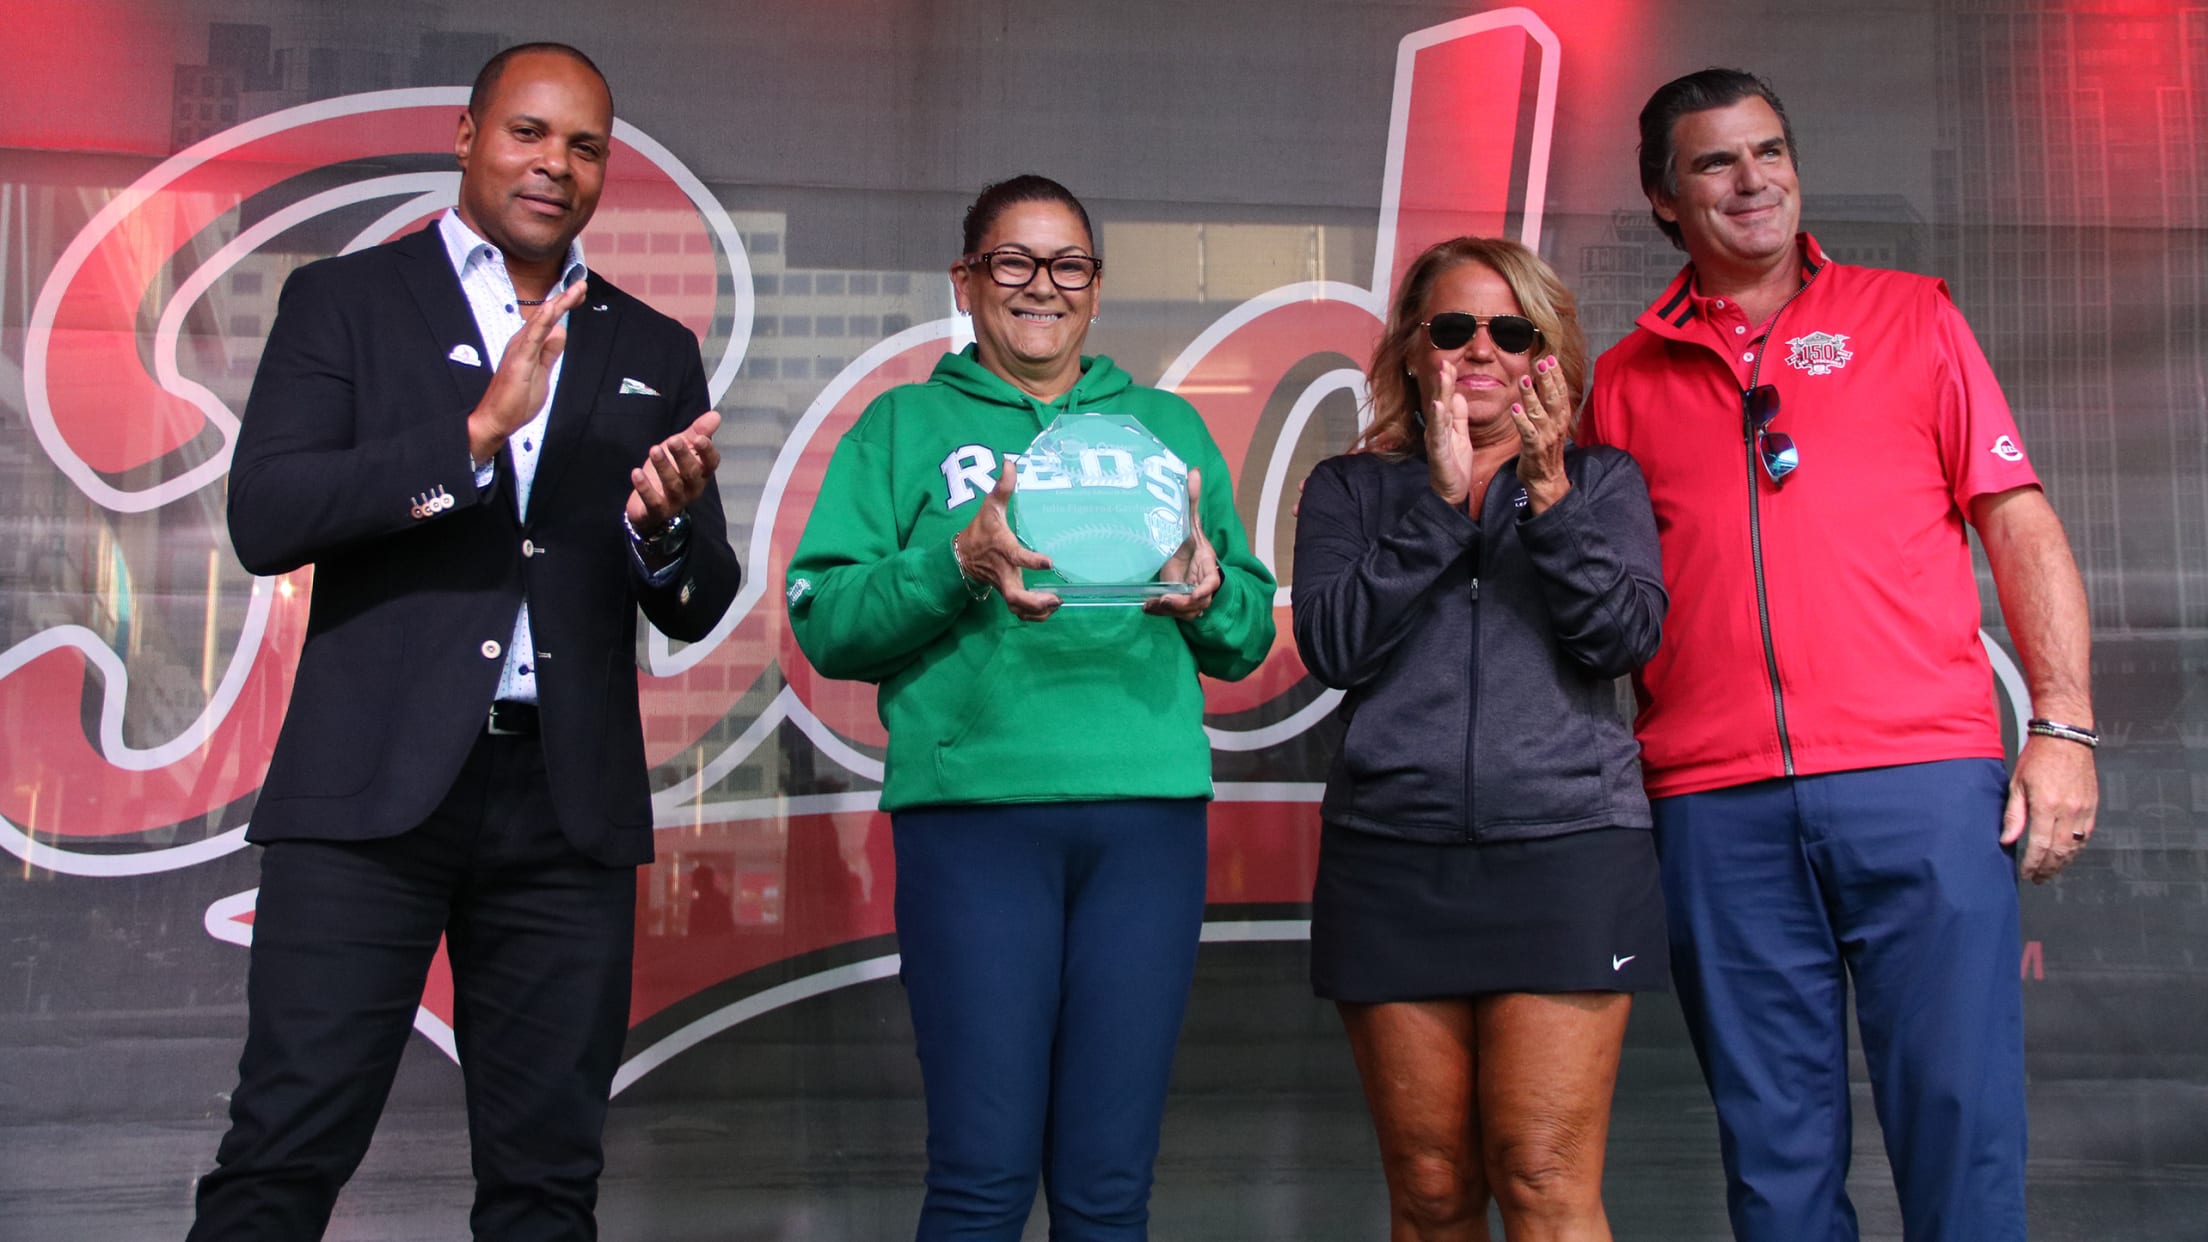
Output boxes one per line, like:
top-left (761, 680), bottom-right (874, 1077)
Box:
top-left (1931, 282), bottom-right (2041, 508)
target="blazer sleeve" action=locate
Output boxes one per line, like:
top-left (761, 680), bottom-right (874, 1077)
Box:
top-left (226, 262), bottom-right (486, 576)
top-left (635, 332), bottom-right (742, 643)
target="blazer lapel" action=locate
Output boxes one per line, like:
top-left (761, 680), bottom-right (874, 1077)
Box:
top-left (394, 226), bottom-right (494, 414)
top-left (532, 287), bottom-right (619, 505)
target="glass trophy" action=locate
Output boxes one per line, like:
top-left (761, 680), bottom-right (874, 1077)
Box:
top-left (1009, 414), bottom-right (1194, 606)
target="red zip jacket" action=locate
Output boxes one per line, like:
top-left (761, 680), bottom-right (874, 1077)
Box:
top-left (1583, 234), bottom-right (2040, 798)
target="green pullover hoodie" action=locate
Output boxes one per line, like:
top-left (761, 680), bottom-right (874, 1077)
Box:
top-left (786, 347), bottom-right (1277, 811)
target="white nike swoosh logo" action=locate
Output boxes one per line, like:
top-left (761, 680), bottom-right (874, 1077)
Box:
top-left (1611, 954), bottom-right (1636, 971)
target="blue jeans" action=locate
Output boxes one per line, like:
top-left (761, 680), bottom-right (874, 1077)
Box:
top-left (892, 799), bottom-right (1209, 1242)
top-left (1654, 759), bottom-right (2027, 1241)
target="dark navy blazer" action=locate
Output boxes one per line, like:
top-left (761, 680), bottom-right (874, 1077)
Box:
top-left (228, 224), bottom-right (741, 866)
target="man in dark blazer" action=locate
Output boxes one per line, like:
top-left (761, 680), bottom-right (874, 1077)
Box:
top-left (189, 43), bottom-right (740, 1240)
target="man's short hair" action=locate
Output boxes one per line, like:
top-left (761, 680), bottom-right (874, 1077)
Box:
top-left (1637, 68), bottom-right (1797, 250)
top-left (468, 42), bottom-right (612, 119)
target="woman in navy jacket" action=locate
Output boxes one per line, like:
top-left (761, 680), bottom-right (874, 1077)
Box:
top-left (1292, 236), bottom-right (1668, 1240)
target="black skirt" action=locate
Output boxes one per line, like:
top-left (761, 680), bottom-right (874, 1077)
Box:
top-left (1310, 823), bottom-right (1670, 1001)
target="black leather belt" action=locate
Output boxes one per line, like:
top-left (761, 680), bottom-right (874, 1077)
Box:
top-left (486, 700), bottom-right (540, 736)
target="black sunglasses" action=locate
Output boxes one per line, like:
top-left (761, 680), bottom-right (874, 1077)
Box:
top-left (1422, 311), bottom-right (1542, 355)
top-left (962, 249), bottom-right (1103, 291)
top-left (1743, 384), bottom-right (1799, 485)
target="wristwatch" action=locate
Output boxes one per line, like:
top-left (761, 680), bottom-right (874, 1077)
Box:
top-left (627, 511), bottom-right (691, 558)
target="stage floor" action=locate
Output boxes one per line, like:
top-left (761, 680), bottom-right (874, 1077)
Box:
top-left (6, 946), bottom-right (2204, 1239)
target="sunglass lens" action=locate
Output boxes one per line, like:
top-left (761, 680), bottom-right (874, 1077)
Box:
top-left (1760, 430), bottom-right (1799, 483)
top-left (1427, 313), bottom-right (1476, 350)
top-left (1488, 316), bottom-right (1538, 354)
top-left (1745, 384), bottom-right (1781, 430)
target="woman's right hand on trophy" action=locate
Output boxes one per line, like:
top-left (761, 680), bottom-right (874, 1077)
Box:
top-left (955, 458), bottom-right (1063, 622)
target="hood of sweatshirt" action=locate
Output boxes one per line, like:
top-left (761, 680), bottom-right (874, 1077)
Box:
top-left (927, 345), bottom-right (1134, 421)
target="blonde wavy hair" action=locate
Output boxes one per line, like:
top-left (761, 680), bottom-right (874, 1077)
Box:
top-left (1354, 237), bottom-right (1588, 457)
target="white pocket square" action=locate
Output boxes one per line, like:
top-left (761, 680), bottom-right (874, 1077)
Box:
top-left (447, 344), bottom-right (482, 367)
top-left (618, 377), bottom-right (661, 397)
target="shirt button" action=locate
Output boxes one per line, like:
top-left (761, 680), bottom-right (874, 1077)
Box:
top-left (522, 539), bottom-right (536, 557)
top-left (1714, 299), bottom-right (1727, 308)
top-left (481, 640), bottom-right (503, 659)
top-left (1735, 325), bottom-right (1747, 335)
top-left (1743, 351), bottom-right (1757, 362)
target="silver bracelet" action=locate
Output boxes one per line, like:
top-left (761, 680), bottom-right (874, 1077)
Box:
top-left (2026, 718), bottom-right (2099, 749)
top-left (951, 534), bottom-right (992, 600)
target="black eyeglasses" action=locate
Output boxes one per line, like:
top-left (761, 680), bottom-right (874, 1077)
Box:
top-left (962, 249), bottom-right (1103, 291)
top-left (1744, 384), bottom-right (1799, 485)
top-left (1422, 311), bottom-right (1542, 355)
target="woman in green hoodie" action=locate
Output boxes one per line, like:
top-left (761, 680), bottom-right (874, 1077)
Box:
top-left (785, 176), bottom-right (1275, 1241)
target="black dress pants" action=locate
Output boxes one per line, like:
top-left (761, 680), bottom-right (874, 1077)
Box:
top-left (188, 730), bottom-right (637, 1241)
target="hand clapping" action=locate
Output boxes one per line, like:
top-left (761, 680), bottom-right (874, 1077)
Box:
top-left (1508, 355), bottom-right (1574, 515)
top-left (626, 410), bottom-right (723, 536)
top-left (469, 279), bottom-right (590, 464)
top-left (1426, 358), bottom-right (1478, 507)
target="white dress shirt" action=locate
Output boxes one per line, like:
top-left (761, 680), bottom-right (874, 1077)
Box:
top-left (437, 212), bottom-right (687, 707)
top-left (439, 210), bottom-right (578, 704)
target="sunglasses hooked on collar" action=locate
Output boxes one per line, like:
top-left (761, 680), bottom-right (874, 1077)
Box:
top-left (1422, 311), bottom-right (1542, 355)
top-left (1743, 383), bottom-right (1799, 485)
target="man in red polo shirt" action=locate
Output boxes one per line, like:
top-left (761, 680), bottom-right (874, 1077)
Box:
top-left (1583, 69), bottom-right (2099, 1240)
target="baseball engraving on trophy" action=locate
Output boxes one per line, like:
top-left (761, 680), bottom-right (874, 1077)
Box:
top-left (1010, 414), bottom-right (1193, 604)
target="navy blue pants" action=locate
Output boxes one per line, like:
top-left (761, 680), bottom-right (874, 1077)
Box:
top-left (1653, 759), bottom-right (2027, 1242)
top-left (891, 799), bottom-right (1209, 1242)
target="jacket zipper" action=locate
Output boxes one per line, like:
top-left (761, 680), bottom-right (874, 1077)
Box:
top-left (1465, 476), bottom-right (1489, 841)
top-left (1741, 271), bottom-right (1818, 776)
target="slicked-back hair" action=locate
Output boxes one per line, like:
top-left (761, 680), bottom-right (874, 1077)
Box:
top-left (960, 175), bottom-right (1096, 257)
top-left (468, 42), bottom-right (612, 120)
top-left (1637, 68), bottom-right (1797, 250)
top-left (1356, 236), bottom-right (1588, 458)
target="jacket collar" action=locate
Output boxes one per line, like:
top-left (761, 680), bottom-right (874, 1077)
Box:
top-left (531, 278), bottom-right (621, 507)
top-left (392, 222), bottom-right (621, 509)
top-left (395, 225), bottom-right (494, 415)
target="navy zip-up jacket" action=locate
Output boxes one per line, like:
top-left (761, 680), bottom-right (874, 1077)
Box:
top-left (1292, 445), bottom-right (1666, 844)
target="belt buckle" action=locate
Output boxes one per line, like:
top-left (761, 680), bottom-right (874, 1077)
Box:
top-left (486, 702), bottom-right (530, 736)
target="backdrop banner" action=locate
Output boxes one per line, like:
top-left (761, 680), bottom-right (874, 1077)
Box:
top-left (2, 2), bottom-right (2202, 1237)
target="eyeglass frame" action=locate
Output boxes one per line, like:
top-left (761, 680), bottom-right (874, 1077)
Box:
top-left (1743, 383), bottom-right (1799, 485)
top-left (1420, 311), bottom-right (1544, 355)
top-left (960, 248), bottom-right (1105, 291)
